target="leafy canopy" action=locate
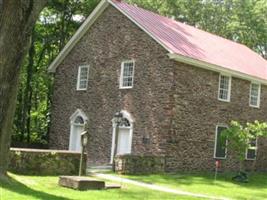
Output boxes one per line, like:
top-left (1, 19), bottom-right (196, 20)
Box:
top-left (221, 120), bottom-right (267, 161)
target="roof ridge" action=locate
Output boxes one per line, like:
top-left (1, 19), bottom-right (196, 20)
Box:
top-left (48, 0), bottom-right (267, 83)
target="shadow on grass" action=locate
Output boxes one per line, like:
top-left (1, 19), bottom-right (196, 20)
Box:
top-left (125, 172), bottom-right (224, 186)
top-left (0, 175), bottom-right (70, 200)
top-left (127, 172), bottom-right (267, 190)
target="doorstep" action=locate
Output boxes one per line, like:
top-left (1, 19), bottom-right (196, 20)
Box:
top-left (87, 165), bottom-right (113, 174)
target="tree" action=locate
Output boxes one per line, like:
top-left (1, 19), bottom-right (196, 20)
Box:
top-left (221, 121), bottom-right (267, 172)
top-left (126, 0), bottom-right (267, 58)
top-left (12, 0), bottom-right (100, 148)
top-left (0, 0), bottom-right (47, 176)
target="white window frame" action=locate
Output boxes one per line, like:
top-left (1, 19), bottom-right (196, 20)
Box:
top-left (214, 125), bottom-right (228, 159)
top-left (249, 82), bottom-right (261, 108)
top-left (120, 60), bottom-right (135, 89)
top-left (245, 138), bottom-right (257, 160)
top-left (218, 74), bottom-right (231, 102)
top-left (76, 65), bottom-right (90, 91)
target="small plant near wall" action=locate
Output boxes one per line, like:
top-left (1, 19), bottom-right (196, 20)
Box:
top-left (221, 120), bottom-right (267, 182)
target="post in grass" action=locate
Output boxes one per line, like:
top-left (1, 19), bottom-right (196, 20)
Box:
top-left (214, 160), bottom-right (221, 181)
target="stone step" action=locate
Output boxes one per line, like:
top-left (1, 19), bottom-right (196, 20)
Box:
top-left (105, 184), bottom-right (121, 190)
top-left (87, 165), bottom-right (113, 173)
top-left (58, 176), bottom-right (105, 190)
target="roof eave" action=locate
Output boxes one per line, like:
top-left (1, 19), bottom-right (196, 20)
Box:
top-left (108, 0), bottom-right (172, 54)
top-left (168, 53), bottom-right (267, 85)
top-left (48, 0), bottom-right (109, 73)
top-left (48, 0), bottom-right (174, 73)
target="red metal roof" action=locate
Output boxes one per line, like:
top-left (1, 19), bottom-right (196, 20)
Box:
top-left (111, 0), bottom-right (267, 81)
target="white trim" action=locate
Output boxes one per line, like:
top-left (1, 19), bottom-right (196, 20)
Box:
top-left (76, 65), bottom-right (90, 91)
top-left (69, 109), bottom-right (88, 152)
top-left (48, 0), bottom-right (109, 73)
top-left (168, 53), bottom-right (267, 85)
top-left (120, 110), bottom-right (135, 123)
top-left (119, 60), bottom-right (135, 89)
top-left (218, 74), bottom-right (231, 102)
top-left (245, 138), bottom-right (257, 160)
top-left (70, 109), bottom-right (88, 124)
top-left (47, 0), bottom-right (267, 86)
top-left (110, 110), bottom-right (134, 164)
top-left (214, 125), bottom-right (228, 159)
top-left (48, 0), bottom-right (172, 73)
top-left (108, 0), bottom-right (172, 54)
top-left (249, 82), bottom-right (261, 108)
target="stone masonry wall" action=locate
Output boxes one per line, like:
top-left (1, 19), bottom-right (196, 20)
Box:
top-left (49, 5), bottom-right (175, 166)
top-left (165, 62), bottom-right (267, 172)
top-left (49, 4), bottom-right (267, 171)
top-left (114, 155), bottom-right (165, 175)
top-left (9, 148), bottom-right (86, 175)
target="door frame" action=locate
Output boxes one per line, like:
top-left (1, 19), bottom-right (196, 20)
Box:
top-left (69, 123), bottom-right (84, 152)
top-left (110, 110), bottom-right (134, 164)
top-left (69, 109), bottom-right (88, 151)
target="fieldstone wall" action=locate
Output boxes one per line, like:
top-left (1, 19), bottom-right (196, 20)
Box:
top-left (9, 148), bottom-right (86, 175)
top-left (165, 61), bottom-right (267, 172)
top-left (49, 5), bottom-right (174, 166)
top-left (49, 4), bottom-right (267, 172)
top-left (115, 155), bottom-right (165, 174)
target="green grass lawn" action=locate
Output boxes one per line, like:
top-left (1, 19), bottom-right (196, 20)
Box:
top-left (0, 173), bottom-right (200, 200)
top-left (1, 172), bottom-right (266, 200)
top-left (122, 172), bottom-right (267, 200)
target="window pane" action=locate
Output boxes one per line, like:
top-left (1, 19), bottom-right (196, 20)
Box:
top-left (215, 126), bottom-right (227, 158)
top-left (123, 77), bottom-right (133, 87)
top-left (250, 83), bottom-right (260, 106)
top-left (219, 75), bottom-right (230, 100)
top-left (121, 61), bottom-right (134, 88)
top-left (247, 149), bottom-right (256, 159)
top-left (78, 66), bottom-right (89, 90)
top-left (74, 116), bottom-right (84, 124)
top-left (247, 139), bottom-right (256, 159)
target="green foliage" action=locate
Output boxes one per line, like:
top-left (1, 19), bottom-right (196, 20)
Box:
top-left (127, 0), bottom-right (267, 58)
top-left (221, 120), bottom-right (267, 162)
top-left (12, 0), bottom-right (267, 146)
top-left (12, 0), bottom-right (100, 146)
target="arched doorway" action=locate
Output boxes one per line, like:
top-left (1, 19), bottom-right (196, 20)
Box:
top-left (110, 110), bottom-right (134, 163)
top-left (69, 109), bottom-right (88, 152)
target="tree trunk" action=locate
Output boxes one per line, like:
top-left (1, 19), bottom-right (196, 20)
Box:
top-left (0, 0), bottom-right (47, 176)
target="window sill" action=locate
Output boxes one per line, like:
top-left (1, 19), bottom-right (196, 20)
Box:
top-left (249, 105), bottom-right (260, 109)
top-left (119, 87), bottom-right (133, 90)
top-left (76, 89), bottom-right (87, 91)
top-left (218, 98), bottom-right (230, 103)
top-left (245, 158), bottom-right (256, 161)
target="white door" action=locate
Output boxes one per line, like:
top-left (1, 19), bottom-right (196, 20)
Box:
top-left (117, 128), bottom-right (131, 155)
top-left (70, 125), bottom-right (83, 152)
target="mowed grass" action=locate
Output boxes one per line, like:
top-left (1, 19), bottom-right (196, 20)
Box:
top-left (0, 173), bottom-right (201, 200)
top-left (123, 172), bottom-right (267, 200)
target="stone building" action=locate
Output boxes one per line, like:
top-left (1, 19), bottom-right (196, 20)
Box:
top-left (48, 0), bottom-right (267, 172)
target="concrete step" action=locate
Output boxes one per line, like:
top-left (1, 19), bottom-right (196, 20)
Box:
top-left (105, 184), bottom-right (121, 190)
top-left (58, 176), bottom-right (105, 190)
top-left (58, 176), bottom-right (121, 190)
top-left (87, 165), bottom-right (113, 173)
